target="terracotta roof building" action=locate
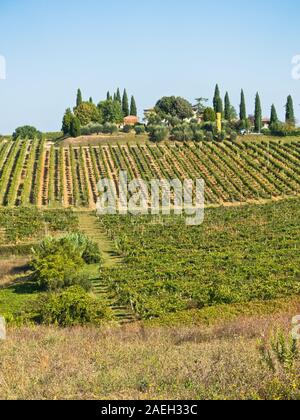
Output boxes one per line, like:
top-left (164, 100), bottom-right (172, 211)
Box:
top-left (124, 116), bottom-right (139, 126)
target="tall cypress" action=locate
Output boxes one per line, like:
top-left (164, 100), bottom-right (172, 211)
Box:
top-left (89, 97), bottom-right (93, 104)
top-left (240, 89), bottom-right (247, 121)
top-left (213, 84), bottom-right (223, 114)
top-left (285, 95), bottom-right (295, 126)
top-left (122, 89), bottom-right (129, 117)
top-left (116, 88), bottom-right (122, 104)
top-left (270, 104), bottom-right (278, 127)
top-left (254, 93), bottom-right (262, 133)
top-left (107, 91), bottom-right (111, 101)
top-left (224, 92), bottom-right (231, 121)
top-left (76, 89), bottom-right (83, 108)
top-left (130, 96), bottom-right (137, 116)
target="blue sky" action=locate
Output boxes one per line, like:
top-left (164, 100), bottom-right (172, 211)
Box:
top-left (0, 0), bottom-right (299, 133)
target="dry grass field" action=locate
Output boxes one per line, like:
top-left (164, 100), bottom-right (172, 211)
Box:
top-left (0, 309), bottom-right (299, 400)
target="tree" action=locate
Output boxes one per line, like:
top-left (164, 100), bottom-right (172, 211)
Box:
top-left (116, 88), bottom-right (122, 104)
top-left (76, 89), bottom-right (83, 108)
top-left (239, 89), bottom-right (247, 121)
top-left (89, 97), bottom-right (93, 104)
top-left (130, 96), bottom-right (137, 116)
top-left (202, 107), bottom-right (216, 122)
top-left (74, 102), bottom-right (102, 126)
top-left (254, 93), bottom-right (262, 133)
top-left (213, 84), bottom-right (223, 114)
top-left (62, 108), bottom-right (73, 136)
top-left (70, 116), bottom-right (81, 138)
top-left (285, 95), bottom-right (296, 126)
top-left (122, 89), bottom-right (129, 117)
top-left (107, 91), bottom-right (112, 101)
top-left (155, 96), bottom-right (194, 120)
top-left (270, 104), bottom-right (279, 127)
top-left (98, 99), bottom-right (124, 124)
top-left (194, 97), bottom-right (208, 116)
top-left (12, 126), bottom-right (42, 140)
top-left (224, 92), bottom-right (231, 121)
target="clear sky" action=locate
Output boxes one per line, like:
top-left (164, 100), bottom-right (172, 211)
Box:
top-left (0, 0), bottom-right (299, 134)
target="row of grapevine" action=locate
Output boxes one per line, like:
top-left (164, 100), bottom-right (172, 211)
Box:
top-left (0, 139), bottom-right (300, 209)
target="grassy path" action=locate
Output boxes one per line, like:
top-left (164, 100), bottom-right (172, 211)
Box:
top-left (78, 212), bottom-right (136, 324)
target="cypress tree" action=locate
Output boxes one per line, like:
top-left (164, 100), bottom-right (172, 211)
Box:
top-left (270, 104), bottom-right (278, 127)
top-left (116, 88), bottom-right (122, 104)
top-left (254, 93), bottom-right (262, 133)
top-left (62, 108), bottom-right (73, 136)
top-left (224, 92), bottom-right (231, 121)
top-left (70, 116), bottom-right (81, 138)
top-left (285, 95), bottom-right (295, 126)
top-left (107, 91), bottom-right (111, 101)
top-left (240, 89), bottom-right (247, 121)
top-left (213, 84), bottom-right (223, 114)
top-left (122, 89), bottom-right (129, 117)
top-left (89, 97), bottom-right (93, 104)
top-left (130, 96), bottom-right (137, 116)
top-left (76, 89), bottom-right (83, 108)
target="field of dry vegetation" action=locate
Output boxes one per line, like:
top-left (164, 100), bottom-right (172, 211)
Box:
top-left (1, 309), bottom-right (300, 400)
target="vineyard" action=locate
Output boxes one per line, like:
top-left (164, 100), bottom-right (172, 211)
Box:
top-left (100, 198), bottom-right (300, 320)
top-left (1, 138), bottom-right (300, 208)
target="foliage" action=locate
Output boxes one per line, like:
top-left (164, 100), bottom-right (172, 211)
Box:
top-left (213, 84), bottom-right (223, 114)
top-left (130, 95), bottom-right (137, 116)
top-left (70, 116), bottom-right (81, 138)
top-left (33, 286), bottom-right (111, 327)
top-left (98, 99), bottom-right (124, 124)
top-left (155, 96), bottom-right (194, 120)
top-left (239, 89), bottom-right (247, 121)
top-left (100, 199), bottom-right (300, 319)
top-left (74, 102), bottom-right (102, 126)
top-left (148, 125), bottom-right (169, 142)
top-left (122, 89), bottom-right (129, 117)
top-left (12, 126), bottom-right (42, 140)
top-left (76, 89), bottom-right (83, 108)
top-left (285, 95), bottom-right (295, 126)
top-left (254, 92), bottom-right (262, 133)
top-left (134, 124), bottom-right (146, 135)
top-left (31, 233), bottom-right (101, 290)
top-left (203, 107), bottom-right (216, 122)
top-left (62, 108), bottom-right (73, 136)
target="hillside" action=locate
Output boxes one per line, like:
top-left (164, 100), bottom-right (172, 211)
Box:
top-left (0, 138), bottom-right (300, 209)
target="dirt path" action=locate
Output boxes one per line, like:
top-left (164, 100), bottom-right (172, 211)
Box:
top-left (78, 212), bottom-right (136, 324)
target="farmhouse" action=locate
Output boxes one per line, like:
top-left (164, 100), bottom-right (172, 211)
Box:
top-left (123, 115), bottom-right (139, 126)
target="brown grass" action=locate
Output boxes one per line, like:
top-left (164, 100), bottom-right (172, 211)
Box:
top-left (0, 257), bottom-right (30, 287)
top-left (0, 311), bottom-right (298, 400)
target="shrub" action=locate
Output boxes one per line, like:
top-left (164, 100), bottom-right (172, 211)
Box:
top-left (123, 124), bottom-right (133, 133)
top-left (134, 125), bottom-right (146, 135)
top-left (31, 234), bottom-right (101, 291)
top-left (193, 130), bottom-right (204, 142)
top-left (205, 132), bottom-right (214, 142)
top-left (34, 286), bottom-right (112, 327)
top-left (171, 124), bottom-right (193, 142)
top-left (230, 132), bottom-right (238, 141)
top-left (102, 123), bottom-right (118, 135)
top-left (149, 125), bottom-right (169, 142)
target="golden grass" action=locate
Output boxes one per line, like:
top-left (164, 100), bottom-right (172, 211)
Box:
top-left (0, 257), bottom-right (30, 287)
top-left (0, 311), bottom-right (298, 400)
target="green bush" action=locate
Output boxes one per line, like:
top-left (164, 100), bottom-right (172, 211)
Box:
top-left (134, 125), bottom-right (146, 135)
top-left (205, 132), bottom-right (214, 142)
top-left (148, 125), bottom-right (169, 142)
top-left (33, 286), bottom-right (112, 327)
top-left (171, 124), bottom-right (193, 142)
top-left (123, 124), bottom-right (133, 133)
top-left (102, 123), bottom-right (119, 135)
top-left (31, 233), bottom-right (101, 291)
